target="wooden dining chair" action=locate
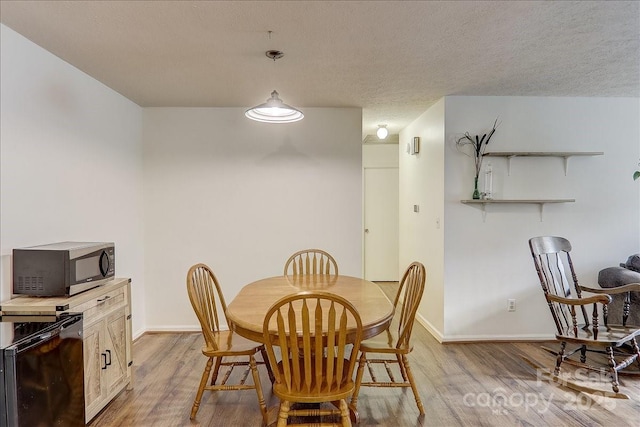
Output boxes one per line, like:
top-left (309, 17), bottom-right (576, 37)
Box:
top-left (528, 236), bottom-right (640, 396)
top-left (186, 263), bottom-right (270, 424)
top-left (284, 249), bottom-right (338, 277)
top-left (263, 291), bottom-right (363, 427)
top-left (350, 262), bottom-right (426, 416)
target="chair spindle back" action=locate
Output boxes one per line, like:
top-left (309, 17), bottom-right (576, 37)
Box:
top-left (186, 263), bottom-right (228, 351)
top-left (284, 249), bottom-right (338, 277)
top-left (529, 236), bottom-right (592, 336)
top-left (263, 292), bottom-right (362, 395)
top-left (393, 262), bottom-right (426, 350)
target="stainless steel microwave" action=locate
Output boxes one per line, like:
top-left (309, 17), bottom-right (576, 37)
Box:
top-left (13, 242), bottom-right (115, 296)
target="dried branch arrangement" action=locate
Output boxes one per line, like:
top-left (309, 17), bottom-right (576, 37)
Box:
top-left (456, 118), bottom-right (500, 178)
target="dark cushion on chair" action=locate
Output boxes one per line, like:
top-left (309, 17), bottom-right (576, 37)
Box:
top-left (599, 266), bottom-right (640, 289)
top-left (621, 254), bottom-right (640, 273)
top-left (598, 266), bottom-right (640, 326)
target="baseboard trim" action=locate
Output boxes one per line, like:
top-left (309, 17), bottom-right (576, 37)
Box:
top-left (144, 326), bottom-right (202, 333)
top-left (414, 313), bottom-right (444, 343)
top-left (413, 315), bottom-right (553, 343)
top-left (133, 330), bottom-right (145, 341)
top-left (440, 334), bottom-right (555, 343)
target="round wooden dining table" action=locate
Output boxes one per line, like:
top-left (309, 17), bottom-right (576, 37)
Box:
top-left (227, 274), bottom-right (394, 425)
top-left (226, 274), bottom-right (394, 344)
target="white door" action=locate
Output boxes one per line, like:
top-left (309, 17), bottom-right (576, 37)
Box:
top-left (364, 167), bottom-right (399, 281)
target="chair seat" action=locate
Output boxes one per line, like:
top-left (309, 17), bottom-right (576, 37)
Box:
top-left (558, 323), bottom-right (640, 346)
top-left (359, 329), bottom-right (410, 354)
top-left (273, 358), bottom-right (355, 402)
top-left (202, 330), bottom-right (263, 356)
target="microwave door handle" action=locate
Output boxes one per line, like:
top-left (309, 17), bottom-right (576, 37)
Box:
top-left (99, 251), bottom-right (110, 277)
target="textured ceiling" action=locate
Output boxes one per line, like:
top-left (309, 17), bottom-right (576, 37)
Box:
top-left (1, 1), bottom-right (638, 138)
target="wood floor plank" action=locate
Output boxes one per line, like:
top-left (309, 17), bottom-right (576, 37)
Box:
top-left (89, 282), bottom-right (640, 426)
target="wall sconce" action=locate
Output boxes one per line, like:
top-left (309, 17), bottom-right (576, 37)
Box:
top-left (407, 137), bottom-right (420, 155)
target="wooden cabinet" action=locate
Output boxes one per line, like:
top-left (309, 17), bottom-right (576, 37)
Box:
top-left (83, 305), bottom-right (129, 421)
top-left (0, 278), bottom-right (133, 423)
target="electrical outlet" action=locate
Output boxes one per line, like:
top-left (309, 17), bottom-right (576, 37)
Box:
top-left (508, 299), bottom-right (516, 312)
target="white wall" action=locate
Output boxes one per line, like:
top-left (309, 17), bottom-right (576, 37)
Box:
top-left (399, 99), bottom-right (446, 339)
top-left (142, 108), bottom-right (362, 330)
top-left (362, 143), bottom-right (399, 168)
top-left (0, 25), bottom-right (146, 336)
top-left (442, 96), bottom-right (640, 340)
top-left (400, 96), bottom-right (639, 341)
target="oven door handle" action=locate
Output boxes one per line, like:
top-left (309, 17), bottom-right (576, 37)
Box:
top-left (38, 330), bottom-right (56, 341)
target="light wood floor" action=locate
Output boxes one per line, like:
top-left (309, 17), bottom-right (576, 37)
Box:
top-left (89, 283), bottom-right (640, 426)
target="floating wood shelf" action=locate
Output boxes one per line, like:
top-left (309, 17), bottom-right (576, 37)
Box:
top-left (483, 151), bottom-right (603, 175)
top-left (461, 199), bottom-right (575, 221)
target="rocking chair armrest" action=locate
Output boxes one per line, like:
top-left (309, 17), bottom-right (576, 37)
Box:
top-left (546, 293), bottom-right (612, 306)
top-left (580, 283), bottom-right (640, 295)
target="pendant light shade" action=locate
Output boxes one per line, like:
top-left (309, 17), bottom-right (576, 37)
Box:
top-left (245, 90), bottom-right (304, 123)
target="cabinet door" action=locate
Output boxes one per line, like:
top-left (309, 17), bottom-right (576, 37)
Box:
top-left (104, 307), bottom-right (128, 394)
top-left (83, 320), bottom-right (106, 419)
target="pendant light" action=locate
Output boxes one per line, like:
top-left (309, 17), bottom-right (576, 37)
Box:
top-left (245, 50), bottom-right (304, 123)
top-left (245, 89), bottom-right (304, 123)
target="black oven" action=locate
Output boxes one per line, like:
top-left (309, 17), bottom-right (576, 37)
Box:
top-left (0, 313), bottom-right (84, 427)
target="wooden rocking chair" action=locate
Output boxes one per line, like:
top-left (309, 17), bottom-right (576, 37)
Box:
top-left (528, 236), bottom-right (640, 397)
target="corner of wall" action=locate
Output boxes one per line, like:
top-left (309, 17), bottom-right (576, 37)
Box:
top-left (399, 98), bottom-right (446, 335)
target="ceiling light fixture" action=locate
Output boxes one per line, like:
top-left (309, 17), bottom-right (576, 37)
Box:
top-left (377, 124), bottom-right (389, 139)
top-left (245, 50), bottom-right (304, 124)
top-left (245, 89), bottom-right (304, 123)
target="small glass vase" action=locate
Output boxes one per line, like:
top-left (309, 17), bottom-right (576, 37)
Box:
top-left (472, 176), bottom-right (480, 199)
